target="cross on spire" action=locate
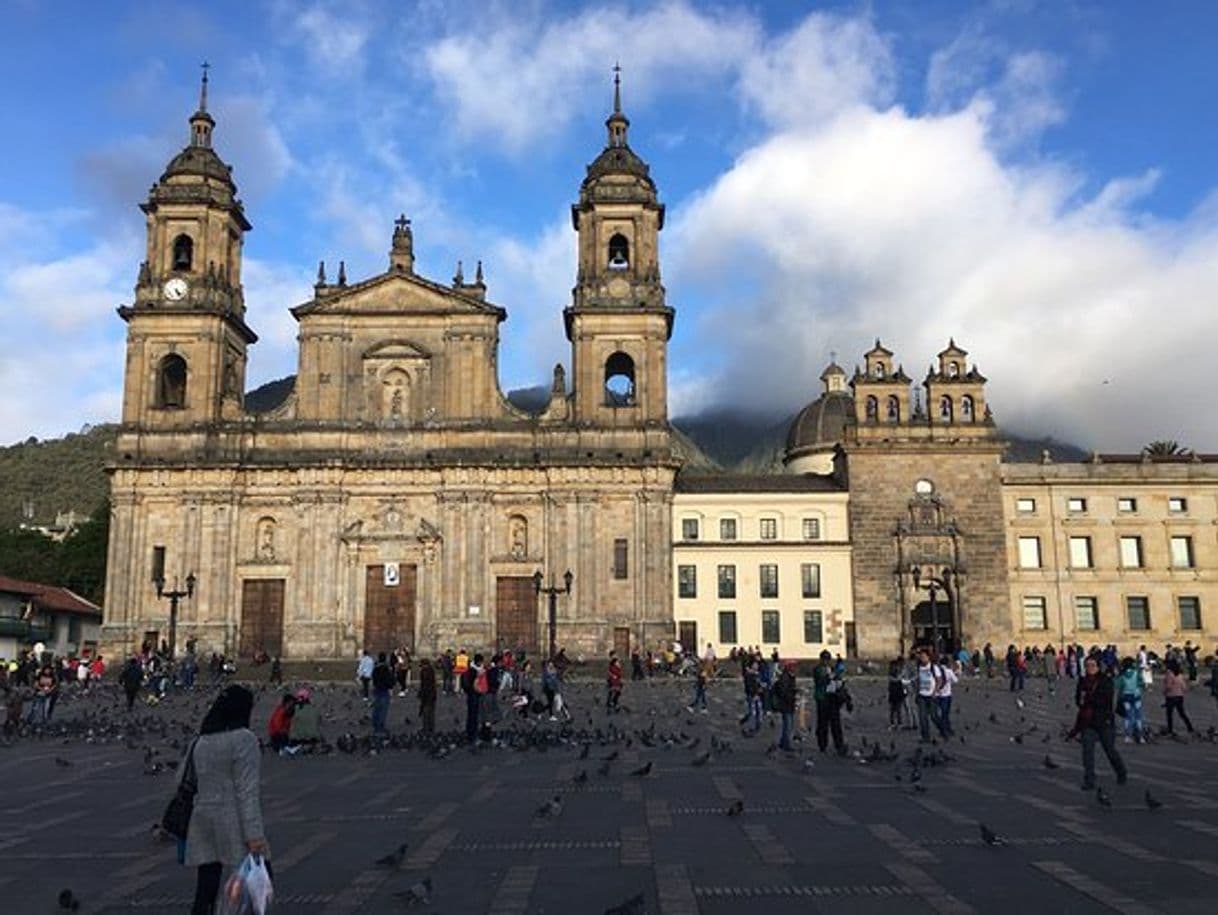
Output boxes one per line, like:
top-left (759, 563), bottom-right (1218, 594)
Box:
top-left (612, 61), bottom-right (622, 114)
top-left (199, 61), bottom-right (210, 112)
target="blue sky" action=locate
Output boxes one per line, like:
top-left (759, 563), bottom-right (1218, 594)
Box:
top-left (2, 0), bottom-right (1217, 450)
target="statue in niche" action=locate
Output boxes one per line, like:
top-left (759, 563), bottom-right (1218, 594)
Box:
top-left (382, 368), bottom-right (409, 420)
top-left (508, 515), bottom-right (527, 559)
top-left (256, 517), bottom-right (276, 561)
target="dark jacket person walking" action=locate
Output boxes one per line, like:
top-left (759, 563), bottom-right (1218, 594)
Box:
top-left (418, 658), bottom-right (437, 734)
top-left (182, 684), bottom-right (269, 915)
top-left (1071, 655), bottom-right (1127, 789)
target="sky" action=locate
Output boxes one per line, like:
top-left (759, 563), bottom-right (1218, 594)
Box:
top-left (2, 0), bottom-right (1217, 451)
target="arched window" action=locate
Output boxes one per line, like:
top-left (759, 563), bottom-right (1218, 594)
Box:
top-left (948, 361), bottom-right (960, 378)
top-left (172, 234), bottom-right (194, 272)
top-left (886, 395), bottom-right (900, 423)
top-left (865, 395), bottom-right (878, 422)
top-left (604, 351), bottom-right (636, 405)
top-left (939, 395), bottom-right (953, 423)
top-left (158, 354), bottom-right (187, 408)
top-left (961, 394), bottom-right (975, 423)
top-left (607, 233), bottom-right (629, 270)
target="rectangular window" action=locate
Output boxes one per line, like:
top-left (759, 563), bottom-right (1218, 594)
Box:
top-left (801, 563), bottom-right (821, 599)
top-left (613, 538), bottom-right (628, 579)
top-left (761, 610), bottom-right (780, 644)
top-left (719, 518), bottom-right (737, 541)
top-left (1015, 497), bottom-right (1036, 513)
top-left (1067, 497), bottom-right (1087, 513)
top-left (802, 517), bottom-right (821, 540)
top-left (718, 611), bottom-right (738, 644)
top-left (717, 564), bottom-right (736, 599)
top-left (677, 564), bottom-right (697, 599)
top-left (1168, 497), bottom-right (1187, 513)
top-left (803, 610), bottom-right (823, 643)
top-left (1017, 536), bottom-right (1041, 569)
top-left (1126, 596), bottom-right (1150, 630)
top-left (759, 564), bottom-right (779, 598)
top-left (1178, 596), bottom-right (1201, 630)
top-left (681, 518), bottom-right (699, 541)
top-left (1022, 596), bottom-right (1047, 630)
top-left (1170, 536), bottom-right (1194, 568)
top-left (1118, 497), bottom-right (1137, 513)
top-left (1074, 596), bottom-right (1099, 631)
top-left (759, 518), bottom-right (778, 540)
top-left (1068, 536), bottom-right (1092, 569)
top-left (151, 545), bottom-right (166, 583)
top-left (1119, 536), bottom-right (1143, 568)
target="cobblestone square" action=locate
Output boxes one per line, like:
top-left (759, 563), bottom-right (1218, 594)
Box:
top-left (1, 672), bottom-right (1216, 913)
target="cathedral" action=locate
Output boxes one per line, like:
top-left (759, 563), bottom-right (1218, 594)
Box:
top-left (101, 73), bottom-right (675, 661)
top-left (102, 73), bottom-right (1218, 662)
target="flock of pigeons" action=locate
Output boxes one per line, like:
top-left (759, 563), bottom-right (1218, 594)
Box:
top-left (9, 674), bottom-right (1205, 913)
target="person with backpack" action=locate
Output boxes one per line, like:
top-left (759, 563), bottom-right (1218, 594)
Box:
top-left (914, 649), bottom-right (943, 742)
top-left (1116, 656), bottom-right (1146, 743)
top-left (461, 653), bottom-right (484, 742)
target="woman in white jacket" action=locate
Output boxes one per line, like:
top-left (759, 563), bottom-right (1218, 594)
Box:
top-left (182, 684), bottom-right (269, 914)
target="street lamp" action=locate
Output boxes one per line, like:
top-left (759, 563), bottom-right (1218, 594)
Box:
top-left (154, 571), bottom-right (196, 660)
top-left (533, 569), bottom-right (573, 661)
top-left (911, 565), bottom-right (953, 658)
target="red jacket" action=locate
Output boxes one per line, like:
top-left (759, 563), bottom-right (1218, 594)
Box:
top-left (607, 660), bottom-right (623, 690)
top-left (268, 704), bottom-right (293, 739)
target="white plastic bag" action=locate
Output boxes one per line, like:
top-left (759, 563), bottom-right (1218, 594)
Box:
top-left (218, 854), bottom-right (273, 915)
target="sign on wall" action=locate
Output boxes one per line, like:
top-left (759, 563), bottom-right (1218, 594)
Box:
top-left (384, 562), bottom-right (400, 587)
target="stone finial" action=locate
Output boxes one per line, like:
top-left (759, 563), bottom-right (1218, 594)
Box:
top-left (316, 260), bottom-right (326, 286)
top-left (1041, 448), bottom-right (1052, 465)
top-left (551, 363), bottom-right (567, 394)
top-left (453, 260), bottom-right (464, 286)
top-left (337, 260), bottom-right (347, 286)
top-left (390, 214), bottom-right (413, 273)
top-left (137, 261), bottom-right (151, 287)
top-left (474, 260), bottom-right (484, 285)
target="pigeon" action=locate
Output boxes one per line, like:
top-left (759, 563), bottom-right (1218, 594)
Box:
top-left (57, 889), bottom-right (80, 911)
top-left (1096, 788), bottom-right (1113, 809)
top-left (1015, 698), bottom-right (1025, 710)
top-left (979, 823), bottom-right (1003, 846)
top-left (579, 743), bottom-right (591, 759)
top-left (690, 751), bottom-right (711, 767)
top-left (1145, 789), bottom-right (1163, 811)
top-left (604, 750), bottom-right (620, 762)
top-left (603, 891), bottom-right (646, 915)
top-left (630, 762), bottom-right (652, 777)
top-left (55, 757), bottom-right (73, 768)
top-left (725, 799), bottom-right (744, 817)
top-left (573, 770), bottom-right (589, 786)
top-left (1042, 755), bottom-right (1059, 770)
top-left (394, 876), bottom-right (433, 907)
top-left (536, 795), bottom-right (563, 819)
top-left (374, 842), bottom-right (409, 868)
top-left (597, 760), bottom-right (613, 777)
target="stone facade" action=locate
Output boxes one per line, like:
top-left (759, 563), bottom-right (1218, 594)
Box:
top-left (102, 75), bottom-right (676, 661)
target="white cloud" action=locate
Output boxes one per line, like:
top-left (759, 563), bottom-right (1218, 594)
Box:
top-left (668, 102), bottom-right (1218, 450)
top-left (286, 2), bottom-right (371, 73)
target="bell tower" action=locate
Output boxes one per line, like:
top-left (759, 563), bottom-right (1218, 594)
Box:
top-left (564, 67), bottom-right (673, 428)
top-left (117, 65), bottom-right (257, 429)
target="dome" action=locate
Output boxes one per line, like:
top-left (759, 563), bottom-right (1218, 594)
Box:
top-left (785, 390), bottom-right (854, 454)
top-left (161, 145), bottom-right (234, 185)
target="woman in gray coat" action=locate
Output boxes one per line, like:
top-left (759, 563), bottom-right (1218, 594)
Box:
top-left (182, 684), bottom-right (269, 914)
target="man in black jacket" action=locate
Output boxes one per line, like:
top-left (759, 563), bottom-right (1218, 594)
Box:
top-left (370, 652), bottom-right (395, 737)
top-left (773, 662), bottom-right (798, 751)
top-left (1072, 654), bottom-right (1127, 789)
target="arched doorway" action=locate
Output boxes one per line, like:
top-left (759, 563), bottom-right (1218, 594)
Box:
top-left (911, 597), bottom-right (956, 657)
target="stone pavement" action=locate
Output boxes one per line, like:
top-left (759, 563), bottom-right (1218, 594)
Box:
top-left (1, 673), bottom-right (1216, 914)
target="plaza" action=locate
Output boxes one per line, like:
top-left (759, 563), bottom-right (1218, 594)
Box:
top-left (1, 671), bottom-right (1216, 913)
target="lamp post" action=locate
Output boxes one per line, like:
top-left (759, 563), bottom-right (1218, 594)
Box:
top-left (533, 569), bottom-right (573, 661)
top-left (155, 572), bottom-right (196, 660)
top-left (911, 565), bottom-right (953, 657)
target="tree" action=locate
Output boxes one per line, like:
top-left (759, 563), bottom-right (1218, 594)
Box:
top-left (1142, 440), bottom-right (1192, 458)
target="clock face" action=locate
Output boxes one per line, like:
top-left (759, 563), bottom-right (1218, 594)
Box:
top-left (163, 278), bottom-right (189, 301)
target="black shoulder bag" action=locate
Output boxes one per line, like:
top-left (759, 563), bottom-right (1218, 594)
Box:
top-left (161, 738), bottom-right (198, 839)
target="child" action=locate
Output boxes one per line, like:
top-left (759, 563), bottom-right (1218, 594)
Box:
top-left (887, 658), bottom-right (907, 730)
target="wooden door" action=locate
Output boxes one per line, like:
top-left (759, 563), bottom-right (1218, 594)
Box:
top-left (678, 620), bottom-right (697, 654)
top-left (239, 579), bottom-right (285, 658)
top-left (614, 627), bottom-right (631, 659)
top-left (364, 565), bottom-right (417, 654)
top-left (496, 576), bottom-right (538, 656)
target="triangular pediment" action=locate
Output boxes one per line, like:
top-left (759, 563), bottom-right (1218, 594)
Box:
top-left (291, 269), bottom-right (506, 321)
top-left (363, 339), bottom-right (431, 360)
